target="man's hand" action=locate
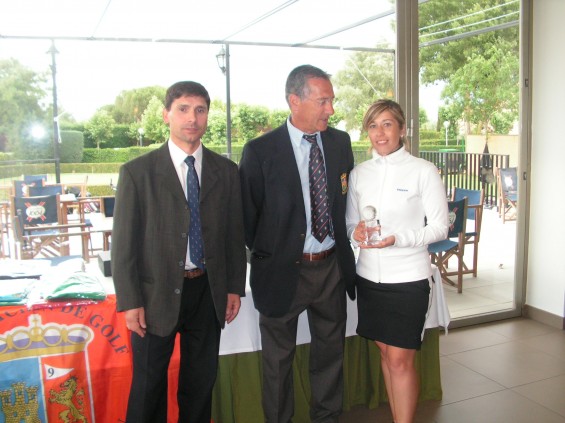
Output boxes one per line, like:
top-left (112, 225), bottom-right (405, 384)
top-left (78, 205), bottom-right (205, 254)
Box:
top-left (225, 294), bottom-right (241, 324)
top-left (125, 307), bottom-right (147, 337)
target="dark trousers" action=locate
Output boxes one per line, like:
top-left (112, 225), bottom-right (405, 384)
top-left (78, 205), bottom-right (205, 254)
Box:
top-left (259, 255), bottom-right (346, 423)
top-left (125, 274), bottom-right (220, 423)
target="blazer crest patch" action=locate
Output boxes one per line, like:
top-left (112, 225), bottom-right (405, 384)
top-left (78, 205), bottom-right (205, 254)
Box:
top-left (340, 173), bottom-right (348, 195)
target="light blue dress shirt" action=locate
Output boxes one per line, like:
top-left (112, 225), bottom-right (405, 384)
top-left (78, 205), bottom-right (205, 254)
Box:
top-left (286, 119), bottom-right (335, 254)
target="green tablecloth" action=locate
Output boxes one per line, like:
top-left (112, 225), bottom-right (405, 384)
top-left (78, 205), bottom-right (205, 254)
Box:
top-left (212, 328), bottom-right (441, 423)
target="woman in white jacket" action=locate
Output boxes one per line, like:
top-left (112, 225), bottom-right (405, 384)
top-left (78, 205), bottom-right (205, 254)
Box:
top-left (346, 99), bottom-right (448, 423)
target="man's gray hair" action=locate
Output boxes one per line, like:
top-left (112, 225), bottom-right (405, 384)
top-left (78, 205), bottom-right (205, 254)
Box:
top-left (285, 65), bottom-right (331, 105)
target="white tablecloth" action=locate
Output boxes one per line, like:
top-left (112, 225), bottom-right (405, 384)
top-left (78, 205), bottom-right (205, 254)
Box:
top-left (219, 265), bottom-right (450, 355)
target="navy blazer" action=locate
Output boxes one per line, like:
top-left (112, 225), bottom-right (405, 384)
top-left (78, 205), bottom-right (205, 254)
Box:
top-left (239, 124), bottom-right (356, 318)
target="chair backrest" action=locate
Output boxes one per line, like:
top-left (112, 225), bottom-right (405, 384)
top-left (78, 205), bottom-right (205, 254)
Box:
top-left (12, 180), bottom-right (28, 197)
top-left (23, 174), bottom-right (47, 186)
top-left (13, 195), bottom-right (61, 226)
top-left (499, 167), bottom-right (518, 194)
top-left (28, 184), bottom-right (64, 197)
top-left (452, 188), bottom-right (484, 221)
top-left (447, 197), bottom-right (468, 239)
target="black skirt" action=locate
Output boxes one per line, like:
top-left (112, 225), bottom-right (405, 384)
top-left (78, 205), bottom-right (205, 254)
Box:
top-left (356, 274), bottom-right (430, 350)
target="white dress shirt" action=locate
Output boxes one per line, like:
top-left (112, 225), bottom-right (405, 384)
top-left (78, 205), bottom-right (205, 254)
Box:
top-left (168, 139), bottom-right (203, 270)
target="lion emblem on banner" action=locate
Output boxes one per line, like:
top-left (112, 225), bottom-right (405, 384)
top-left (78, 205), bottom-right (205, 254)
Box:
top-left (49, 375), bottom-right (88, 422)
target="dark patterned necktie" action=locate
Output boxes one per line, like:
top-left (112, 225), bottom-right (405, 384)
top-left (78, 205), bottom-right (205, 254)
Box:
top-left (303, 134), bottom-right (333, 243)
top-left (185, 156), bottom-right (205, 270)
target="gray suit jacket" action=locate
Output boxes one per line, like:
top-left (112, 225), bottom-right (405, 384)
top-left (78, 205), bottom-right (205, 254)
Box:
top-left (239, 124), bottom-right (356, 318)
top-left (112, 143), bottom-right (247, 336)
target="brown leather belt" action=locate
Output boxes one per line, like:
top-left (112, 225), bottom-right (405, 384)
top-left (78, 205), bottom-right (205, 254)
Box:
top-left (184, 268), bottom-right (205, 279)
top-left (302, 247), bottom-right (335, 262)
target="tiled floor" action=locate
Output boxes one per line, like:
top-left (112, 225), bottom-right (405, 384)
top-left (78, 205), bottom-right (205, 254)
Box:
top-left (340, 318), bottom-right (565, 423)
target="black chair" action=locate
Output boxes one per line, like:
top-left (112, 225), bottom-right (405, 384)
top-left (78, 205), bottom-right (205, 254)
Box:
top-left (102, 196), bottom-right (115, 217)
top-left (28, 184), bottom-right (64, 196)
top-left (23, 174), bottom-right (47, 186)
top-left (11, 194), bottom-right (90, 260)
top-left (428, 197), bottom-right (468, 293)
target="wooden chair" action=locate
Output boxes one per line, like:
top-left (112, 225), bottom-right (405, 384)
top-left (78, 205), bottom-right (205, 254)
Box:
top-left (452, 187), bottom-right (484, 277)
top-left (10, 194), bottom-right (91, 261)
top-left (77, 196), bottom-right (104, 258)
top-left (497, 167), bottom-right (518, 223)
top-left (429, 197), bottom-right (468, 293)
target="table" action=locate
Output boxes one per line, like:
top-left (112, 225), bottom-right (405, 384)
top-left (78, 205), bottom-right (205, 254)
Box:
top-left (59, 198), bottom-right (113, 258)
top-left (0, 269), bottom-right (448, 423)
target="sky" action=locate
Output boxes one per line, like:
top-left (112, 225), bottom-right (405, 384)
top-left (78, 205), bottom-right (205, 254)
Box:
top-left (1, 38), bottom-right (363, 120)
top-left (0, 1), bottom-right (442, 126)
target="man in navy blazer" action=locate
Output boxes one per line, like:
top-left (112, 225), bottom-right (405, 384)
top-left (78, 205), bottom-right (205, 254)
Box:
top-left (112, 81), bottom-right (246, 423)
top-left (239, 65), bottom-right (356, 423)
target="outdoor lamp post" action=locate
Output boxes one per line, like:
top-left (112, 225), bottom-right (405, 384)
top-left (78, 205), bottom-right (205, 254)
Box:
top-left (443, 120), bottom-right (450, 147)
top-left (48, 39), bottom-right (61, 183)
top-left (138, 127), bottom-right (144, 147)
top-left (216, 44), bottom-right (232, 159)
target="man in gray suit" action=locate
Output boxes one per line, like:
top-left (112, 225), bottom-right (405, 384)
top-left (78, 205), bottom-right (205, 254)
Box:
top-left (239, 65), bottom-right (356, 423)
top-left (112, 81), bottom-right (246, 423)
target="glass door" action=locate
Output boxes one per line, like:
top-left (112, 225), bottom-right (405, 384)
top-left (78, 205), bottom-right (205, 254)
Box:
top-left (416, 0), bottom-right (524, 325)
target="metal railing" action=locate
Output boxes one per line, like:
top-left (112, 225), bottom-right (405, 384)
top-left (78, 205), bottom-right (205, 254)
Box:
top-left (419, 151), bottom-right (510, 207)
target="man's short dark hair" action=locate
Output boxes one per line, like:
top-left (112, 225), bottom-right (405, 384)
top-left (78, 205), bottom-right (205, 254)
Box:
top-left (165, 81), bottom-right (211, 110)
top-left (285, 65), bottom-right (331, 105)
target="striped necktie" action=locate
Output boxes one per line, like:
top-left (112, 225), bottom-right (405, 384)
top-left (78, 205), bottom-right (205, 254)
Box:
top-left (303, 133), bottom-right (333, 243)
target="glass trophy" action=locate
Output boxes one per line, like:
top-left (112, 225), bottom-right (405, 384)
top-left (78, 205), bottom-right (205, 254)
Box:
top-left (361, 205), bottom-right (382, 245)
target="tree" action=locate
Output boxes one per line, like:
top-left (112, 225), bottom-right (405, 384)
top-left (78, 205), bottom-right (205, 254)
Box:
top-left (232, 104), bottom-right (270, 143)
top-left (85, 110), bottom-right (115, 149)
top-left (139, 96), bottom-right (169, 143)
top-left (203, 109), bottom-right (227, 145)
top-left (441, 42), bottom-right (519, 137)
top-left (419, 108), bottom-right (429, 128)
top-left (332, 50), bottom-right (395, 131)
top-left (0, 58), bottom-right (49, 154)
top-left (111, 86), bottom-right (167, 123)
top-left (419, 0), bottom-right (519, 135)
top-left (268, 109), bottom-right (288, 131)
top-left (419, 0), bottom-right (519, 84)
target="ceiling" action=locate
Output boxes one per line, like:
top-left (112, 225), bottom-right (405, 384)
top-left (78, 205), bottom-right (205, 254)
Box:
top-left (0, 0), bottom-right (396, 51)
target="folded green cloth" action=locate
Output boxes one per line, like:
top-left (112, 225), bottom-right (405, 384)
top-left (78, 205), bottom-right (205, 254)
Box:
top-left (44, 272), bottom-right (107, 301)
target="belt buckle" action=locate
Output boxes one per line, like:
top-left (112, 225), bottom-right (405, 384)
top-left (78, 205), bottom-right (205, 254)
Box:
top-left (185, 268), bottom-right (204, 279)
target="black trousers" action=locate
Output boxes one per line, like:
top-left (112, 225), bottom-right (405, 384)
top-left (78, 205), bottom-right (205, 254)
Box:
top-left (125, 274), bottom-right (220, 423)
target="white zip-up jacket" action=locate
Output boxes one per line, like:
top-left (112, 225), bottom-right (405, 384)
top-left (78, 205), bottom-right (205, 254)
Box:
top-left (346, 147), bottom-right (449, 284)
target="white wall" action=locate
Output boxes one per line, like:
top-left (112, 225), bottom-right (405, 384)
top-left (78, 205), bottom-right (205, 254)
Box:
top-left (527, 0), bottom-right (565, 318)
top-left (466, 135), bottom-right (519, 167)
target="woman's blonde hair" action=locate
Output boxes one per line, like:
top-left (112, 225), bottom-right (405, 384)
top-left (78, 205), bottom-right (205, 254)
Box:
top-left (362, 99), bottom-right (409, 149)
